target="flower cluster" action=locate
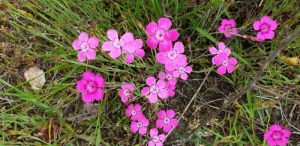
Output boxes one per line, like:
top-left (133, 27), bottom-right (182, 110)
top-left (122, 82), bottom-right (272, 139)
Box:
top-left (209, 42), bottom-right (238, 75)
top-left (101, 29), bottom-right (145, 63)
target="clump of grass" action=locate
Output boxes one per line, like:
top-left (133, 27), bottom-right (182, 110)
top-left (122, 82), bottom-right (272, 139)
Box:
top-left (1, 0), bottom-right (299, 145)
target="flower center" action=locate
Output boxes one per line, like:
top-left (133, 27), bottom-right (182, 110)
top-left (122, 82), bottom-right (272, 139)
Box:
top-left (113, 39), bottom-right (123, 49)
top-left (178, 67), bottom-right (186, 74)
top-left (86, 81), bottom-right (96, 93)
top-left (152, 136), bottom-right (159, 143)
top-left (80, 42), bottom-right (89, 52)
top-left (131, 109), bottom-right (136, 115)
top-left (224, 25), bottom-right (232, 33)
top-left (260, 23), bottom-right (270, 33)
top-left (150, 85), bottom-right (159, 94)
top-left (222, 60), bottom-right (229, 67)
top-left (123, 89), bottom-right (131, 96)
top-left (155, 29), bottom-right (165, 41)
top-left (163, 117), bottom-right (170, 124)
top-left (166, 74), bottom-right (172, 80)
top-left (167, 51), bottom-right (178, 60)
top-left (272, 131), bottom-right (282, 140)
top-left (136, 122), bottom-right (142, 128)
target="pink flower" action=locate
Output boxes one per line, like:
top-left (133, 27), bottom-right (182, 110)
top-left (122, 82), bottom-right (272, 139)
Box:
top-left (156, 42), bottom-right (186, 71)
top-left (102, 29), bottom-right (134, 59)
top-left (125, 104), bottom-right (144, 121)
top-left (130, 117), bottom-right (149, 135)
top-left (72, 32), bottom-right (99, 62)
top-left (166, 84), bottom-right (176, 97)
top-left (146, 17), bottom-right (179, 52)
top-left (158, 71), bottom-right (177, 86)
top-left (208, 42), bottom-right (231, 56)
top-left (264, 124), bottom-right (291, 146)
top-left (156, 109), bottom-right (179, 132)
top-left (253, 15), bottom-right (278, 41)
top-left (148, 128), bottom-right (166, 146)
top-left (217, 19), bottom-right (238, 38)
top-left (76, 71), bottom-right (105, 103)
top-left (123, 39), bottom-right (145, 63)
top-left (212, 52), bottom-right (238, 75)
top-left (118, 82), bottom-right (135, 103)
top-left (141, 76), bottom-right (169, 103)
top-left (172, 60), bottom-right (192, 80)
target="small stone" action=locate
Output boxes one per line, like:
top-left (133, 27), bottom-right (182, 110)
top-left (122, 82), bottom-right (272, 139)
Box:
top-left (24, 66), bottom-right (46, 90)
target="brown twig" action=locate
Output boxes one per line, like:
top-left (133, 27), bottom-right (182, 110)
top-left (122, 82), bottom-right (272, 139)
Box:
top-left (253, 84), bottom-right (300, 105)
top-left (189, 27), bottom-right (300, 137)
top-left (164, 69), bottom-right (212, 142)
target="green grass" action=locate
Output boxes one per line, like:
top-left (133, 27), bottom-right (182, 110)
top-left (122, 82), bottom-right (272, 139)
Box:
top-left (1, 0), bottom-right (300, 145)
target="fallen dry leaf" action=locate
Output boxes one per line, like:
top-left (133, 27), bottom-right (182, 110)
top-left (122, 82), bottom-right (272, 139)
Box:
top-left (24, 66), bottom-right (46, 90)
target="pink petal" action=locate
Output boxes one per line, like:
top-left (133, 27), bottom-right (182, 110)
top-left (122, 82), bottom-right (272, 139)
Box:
top-left (150, 128), bottom-right (158, 137)
top-left (173, 41), bottom-right (184, 53)
top-left (88, 36), bottom-right (99, 48)
top-left (159, 40), bottom-right (172, 52)
top-left (263, 131), bottom-right (272, 140)
top-left (264, 31), bottom-right (275, 39)
top-left (148, 141), bottom-right (155, 146)
top-left (83, 71), bottom-right (94, 80)
top-left (134, 104), bottom-right (142, 111)
top-left (224, 48), bottom-right (231, 56)
top-left (230, 28), bottom-right (238, 34)
top-left (121, 32), bottom-right (134, 43)
top-left (217, 66), bottom-right (227, 75)
top-left (82, 93), bottom-right (94, 103)
top-left (72, 39), bottom-right (81, 50)
top-left (158, 134), bottom-right (166, 141)
top-left (180, 73), bottom-right (188, 80)
top-left (156, 142), bottom-right (163, 146)
top-left (76, 80), bottom-right (87, 92)
top-left (95, 75), bottom-right (105, 87)
top-left (107, 29), bottom-right (118, 41)
top-left (94, 89), bottom-right (104, 101)
top-left (163, 125), bottom-right (172, 132)
top-left (122, 83), bottom-right (135, 91)
top-left (79, 32), bottom-right (89, 41)
top-left (281, 128), bottom-right (291, 137)
top-left (228, 19), bottom-right (236, 26)
top-left (149, 93), bottom-right (158, 103)
top-left (173, 70), bottom-right (180, 78)
top-left (185, 66), bottom-right (193, 73)
top-left (102, 41), bottom-right (114, 51)
top-left (141, 87), bottom-right (150, 96)
top-left (126, 104), bottom-right (134, 117)
top-left (256, 31), bottom-right (266, 41)
top-left (156, 52), bottom-right (166, 64)
top-left (138, 127), bottom-right (147, 135)
top-left (157, 79), bottom-right (166, 88)
top-left (135, 49), bottom-right (145, 58)
top-left (212, 55), bottom-right (223, 65)
top-left (146, 22), bottom-right (158, 35)
top-left (125, 54), bottom-right (135, 63)
top-left (227, 65), bottom-right (235, 74)
top-left (86, 49), bottom-right (96, 60)
top-left (253, 21), bottom-right (261, 30)
top-left (130, 122), bottom-right (138, 133)
top-left (266, 139), bottom-right (277, 146)
top-left (166, 110), bottom-right (175, 118)
top-left (134, 39), bottom-right (143, 49)
top-left (224, 33), bottom-right (232, 38)
top-left (165, 62), bottom-right (177, 72)
top-left (109, 48), bottom-right (122, 59)
top-left (218, 42), bottom-right (225, 50)
top-left (146, 36), bottom-right (159, 49)
top-left (157, 110), bottom-right (166, 119)
top-left (132, 112), bottom-right (144, 121)
top-left (141, 118), bottom-right (149, 126)
top-left (156, 119), bottom-right (164, 128)
top-left (166, 29), bottom-right (179, 41)
top-left (218, 25), bottom-right (225, 32)
top-left (158, 17), bottom-right (172, 30)
top-left (158, 89), bottom-right (169, 99)
top-left (261, 15), bottom-right (271, 23)
top-left (170, 119), bottom-right (179, 127)
top-left (276, 137), bottom-right (288, 145)
top-left (269, 20), bottom-right (278, 31)
top-left (221, 19), bottom-right (229, 26)
top-left (229, 57), bottom-right (238, 65)
top-left (208, 46), bottom-right (218, 55)
top-left (270, 124), bottom-right (282, 131)
top-left (146, 76), bottom-right (156, 86)
top-left (77, 51), bottom-right (87, 62)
